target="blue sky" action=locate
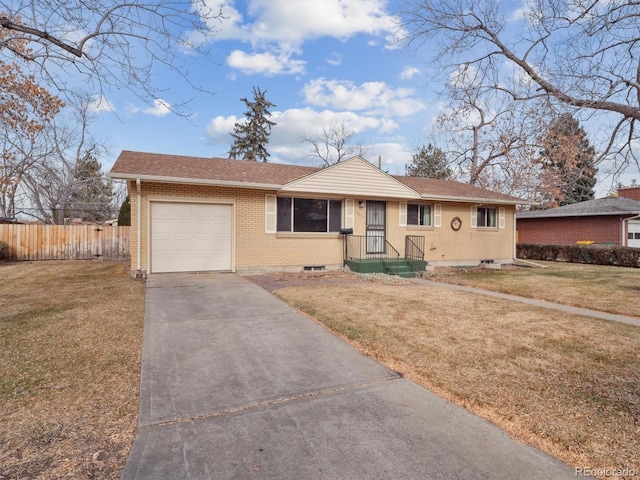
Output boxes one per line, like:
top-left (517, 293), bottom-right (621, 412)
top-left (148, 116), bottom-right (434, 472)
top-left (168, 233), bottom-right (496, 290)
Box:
top-left (88, 0), bottom-right (638, 197)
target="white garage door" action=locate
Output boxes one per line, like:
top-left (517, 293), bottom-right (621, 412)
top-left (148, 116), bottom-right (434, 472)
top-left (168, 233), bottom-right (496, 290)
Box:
top-left (151, 202), bottom-right (232, 273)
top-left (628, 221), bottom-right (640, 248)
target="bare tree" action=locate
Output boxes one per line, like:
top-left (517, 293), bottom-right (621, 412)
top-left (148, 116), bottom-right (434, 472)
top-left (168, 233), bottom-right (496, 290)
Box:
top-left (0, 1), bottom-right (223, 110)
top-left (400, 0), bottom-right (640, 173)
top-left (303, 118), bottom-right (368, 167)
top-left (436, 66), bottom-right (545, 195)
top-left (20, 102), bottom-right (109, 224)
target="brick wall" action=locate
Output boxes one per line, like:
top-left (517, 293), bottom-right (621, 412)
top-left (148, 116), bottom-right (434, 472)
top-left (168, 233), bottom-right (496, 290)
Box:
top-left (618, 186), bottom-right (640, 201)
top-left (517, 216), bottom-right (624, 245)
top-left (128, 180), bottom-right (517, 273)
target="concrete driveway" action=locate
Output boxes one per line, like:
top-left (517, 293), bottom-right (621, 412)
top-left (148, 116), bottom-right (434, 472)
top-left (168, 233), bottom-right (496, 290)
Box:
top-left (122, 273), bottom-right (578, 479)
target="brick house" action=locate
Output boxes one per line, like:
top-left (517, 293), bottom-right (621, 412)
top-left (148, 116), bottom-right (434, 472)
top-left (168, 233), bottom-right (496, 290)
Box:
top-left (110, 151), bottom-right (531, 276)
top-left (516, 190), bottom-right (640, 247)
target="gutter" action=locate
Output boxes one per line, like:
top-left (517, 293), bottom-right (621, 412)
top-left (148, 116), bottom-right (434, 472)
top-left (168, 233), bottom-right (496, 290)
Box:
top-left (110, 173), bottom-right (282, 191)
top-left (136, 178), bottom-right (141, 272)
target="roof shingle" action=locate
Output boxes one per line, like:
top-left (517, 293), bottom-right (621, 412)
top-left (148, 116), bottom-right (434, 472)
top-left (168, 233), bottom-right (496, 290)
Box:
top-left (110, 150), bottom-right (528, 204)
top-left (517, 196), bottom-right (640, 218)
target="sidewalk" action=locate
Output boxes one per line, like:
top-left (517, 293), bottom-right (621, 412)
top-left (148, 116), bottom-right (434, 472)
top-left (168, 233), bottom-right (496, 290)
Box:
top-left (411, 277), bottom-right (640, 328)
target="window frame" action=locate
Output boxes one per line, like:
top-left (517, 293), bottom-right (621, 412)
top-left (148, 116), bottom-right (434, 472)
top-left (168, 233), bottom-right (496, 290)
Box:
top-left (276, 196), bottom-right (343, 233)
top-left (406, 203), bottom-right (433, 227)
top-left (476, 206), bottom-right (498, 228)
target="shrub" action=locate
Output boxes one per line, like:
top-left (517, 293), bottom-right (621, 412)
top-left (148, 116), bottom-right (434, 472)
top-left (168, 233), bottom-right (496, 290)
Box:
top-left (517, 243), bottom-right (640, 268)
top-left (0, 240), bottom-right (8, 260)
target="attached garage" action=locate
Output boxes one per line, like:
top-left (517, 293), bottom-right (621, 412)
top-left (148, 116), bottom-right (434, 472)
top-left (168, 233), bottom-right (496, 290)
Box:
top-left (150, 202), bottom-right (233, 273)
top-left (628, 220), bottom-right (640, 248)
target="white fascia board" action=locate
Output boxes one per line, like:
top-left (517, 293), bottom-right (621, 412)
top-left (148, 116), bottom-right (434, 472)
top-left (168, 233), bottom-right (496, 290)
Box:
top-left (421, 194), bottom-right (536, 206)
top-left (108, 173), bottom-right (283, 191)
top-left (517, 211), bottom-right (640, 219)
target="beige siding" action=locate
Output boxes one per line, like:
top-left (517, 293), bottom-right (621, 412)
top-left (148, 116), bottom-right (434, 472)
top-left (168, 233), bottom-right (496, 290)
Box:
top-left (281, 157), bottom-right (419, 199)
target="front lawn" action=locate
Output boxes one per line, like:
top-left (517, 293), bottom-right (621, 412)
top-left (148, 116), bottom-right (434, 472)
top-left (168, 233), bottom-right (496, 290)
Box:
top-left (0, 261), bottom-right (145, 480)
top-left (425, 261), bottom-right (640, 317)
top-left (273, 271), bottom-right (640, 480)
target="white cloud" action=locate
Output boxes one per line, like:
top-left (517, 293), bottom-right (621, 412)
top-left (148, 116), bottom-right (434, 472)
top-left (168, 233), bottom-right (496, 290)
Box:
top-left (302, 78), bottom-right (426, 117)
top-left (194, 0), bottom-right (399, 75)
top-left (326, 52), bottom-right (342, 66)
top-left (205, 115), bottom-right (239, 144)
top-left (202, 0), bottom-right (398, 45)
top-left (226, 49), bottom-right (305, 75)
top-left (142, 99), bottom-right (172, 117)
top-left (205, 107), bottom-right (400, 164)
top-left (87, 95), bottom-right (113, 113)
top-left (400, 66), bottom-right (421, 80)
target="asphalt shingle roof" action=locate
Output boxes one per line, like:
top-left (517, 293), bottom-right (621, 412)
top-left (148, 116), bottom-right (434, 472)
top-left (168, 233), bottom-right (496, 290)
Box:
top-left (110, 150), bottom-right (527, 204)
top-left (517, 196), bottom-right (640, 218)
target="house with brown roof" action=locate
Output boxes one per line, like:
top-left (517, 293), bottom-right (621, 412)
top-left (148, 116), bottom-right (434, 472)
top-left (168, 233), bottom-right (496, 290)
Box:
top-left (109, 151), bottom-right (531, 276)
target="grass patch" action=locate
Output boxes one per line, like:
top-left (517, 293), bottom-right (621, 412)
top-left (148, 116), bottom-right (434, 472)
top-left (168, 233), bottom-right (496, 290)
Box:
top-left (276, 281), bottom-right (640, 479)
top-left (426, 261), bottom-right (640, 317)
top-left (0, 261), bottom-right (145, 480)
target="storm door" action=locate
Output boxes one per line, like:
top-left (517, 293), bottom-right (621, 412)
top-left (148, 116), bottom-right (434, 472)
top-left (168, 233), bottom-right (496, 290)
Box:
top-left (366, 201), bottom-right (386, 254)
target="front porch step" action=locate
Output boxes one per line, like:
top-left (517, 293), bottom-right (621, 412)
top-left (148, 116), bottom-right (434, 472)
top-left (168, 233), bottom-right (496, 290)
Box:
top-left (344, 258), bottom-right (426, 277)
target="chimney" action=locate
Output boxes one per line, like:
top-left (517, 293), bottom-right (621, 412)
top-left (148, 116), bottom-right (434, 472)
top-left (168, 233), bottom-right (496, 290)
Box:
top-left (378, 155), bottom-right (382, 169)
top-left (618, 184), bottom-right (640, 201)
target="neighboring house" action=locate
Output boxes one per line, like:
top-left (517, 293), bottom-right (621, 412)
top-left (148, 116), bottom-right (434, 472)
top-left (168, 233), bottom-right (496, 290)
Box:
top-left (516, 194), bottom-right (640, 247)
top-left (109, 151), bottom-right (531, 276)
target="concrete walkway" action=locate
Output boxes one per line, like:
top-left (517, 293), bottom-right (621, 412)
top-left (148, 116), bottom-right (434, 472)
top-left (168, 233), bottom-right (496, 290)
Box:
top-left (122, 273), bottom-right (579, 479)
top-left (411, 277), bottom-right (640, 328)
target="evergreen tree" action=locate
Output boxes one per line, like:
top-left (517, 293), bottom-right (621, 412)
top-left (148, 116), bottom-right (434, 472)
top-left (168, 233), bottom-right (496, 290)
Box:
top-left (229, 87), bottom-right (276, 162)
top-left (405, 144), bottom-right (453, 179)
top-left (69, 155), bottom-right (114, 222)
top-left (118, 195), bottom-right (131, 226)
top-left (539, 114), bottom-right (597, 207)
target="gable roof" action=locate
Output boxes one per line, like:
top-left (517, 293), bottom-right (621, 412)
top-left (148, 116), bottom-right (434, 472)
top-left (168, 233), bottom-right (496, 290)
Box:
top-left (517, 196), bottom-right (640, 218)
top-left (281, 156), bottom-right (420, 200)
top-left (110, 150), bottom-right (529, 205)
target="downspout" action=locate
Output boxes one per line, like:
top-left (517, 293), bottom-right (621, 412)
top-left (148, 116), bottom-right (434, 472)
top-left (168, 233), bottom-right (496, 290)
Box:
top-left (136, 178), bottom-right (142, 272)
top-left (512, 209), bottom-right (518, 262)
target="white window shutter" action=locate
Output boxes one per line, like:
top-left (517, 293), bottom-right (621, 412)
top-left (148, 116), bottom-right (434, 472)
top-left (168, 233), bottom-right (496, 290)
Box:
top-left (344, 199), bottom-right (354, 229)
top-left (434, 204), bottom-right (442, 228)
top-left (265, 194), bottom-right (276, 233)
top-left (399, 202), bottom-right (407, 227)
top-left (498, 207), bottom-right (506, 229)
top-left (470, 206), bottom-right (478, 228)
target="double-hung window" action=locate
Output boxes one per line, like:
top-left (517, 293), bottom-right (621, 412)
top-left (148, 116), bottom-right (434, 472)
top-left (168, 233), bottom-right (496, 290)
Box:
top-left (407, 204), bottom-right (432, 227)
top-left (277, 197), bottom-right (342, 232)
top-left (476, 207), bottom-right (497, 228)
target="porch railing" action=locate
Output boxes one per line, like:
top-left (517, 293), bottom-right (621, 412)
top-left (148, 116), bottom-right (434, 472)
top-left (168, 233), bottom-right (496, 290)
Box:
top-left (345, 235), bottom-right (401, 276)
top-left (405, 235), bottom-right (426, 274)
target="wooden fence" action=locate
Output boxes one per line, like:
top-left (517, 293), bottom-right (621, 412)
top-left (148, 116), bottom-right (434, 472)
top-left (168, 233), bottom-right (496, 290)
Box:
top-left (0, 224), bottom-right (130, 261)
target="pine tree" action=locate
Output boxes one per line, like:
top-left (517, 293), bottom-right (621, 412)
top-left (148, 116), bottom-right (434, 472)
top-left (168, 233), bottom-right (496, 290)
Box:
top-left (69, 155), bottom-right (114, 222)
top-left (118, 195), bottom-right (131, 226)
top-left (229, 87), bottom-right (276, 162)
top-left (539, 114), bottom-right (597, 207)
top-left (405, 144), bottom-right (453, 179)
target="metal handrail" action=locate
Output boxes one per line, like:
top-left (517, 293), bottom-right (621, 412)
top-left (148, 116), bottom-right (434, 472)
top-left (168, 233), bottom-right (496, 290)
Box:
top-left (405, 235), bottom-right (425, 273)
top-left (381, 240), bottom-right (401, 276)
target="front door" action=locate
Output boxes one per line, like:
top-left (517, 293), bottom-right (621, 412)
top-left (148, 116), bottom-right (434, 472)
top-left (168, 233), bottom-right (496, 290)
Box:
top-left (366, 201), bottom-right (386, 254)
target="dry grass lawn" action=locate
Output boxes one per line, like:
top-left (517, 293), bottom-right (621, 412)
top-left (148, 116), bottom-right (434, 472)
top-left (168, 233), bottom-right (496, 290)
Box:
top-left (275, 273), bottom-right (640, 479)
top-left (427, 261), bottom-right (640, 318)
top-left (0, 261), bottom-right (145, 480)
